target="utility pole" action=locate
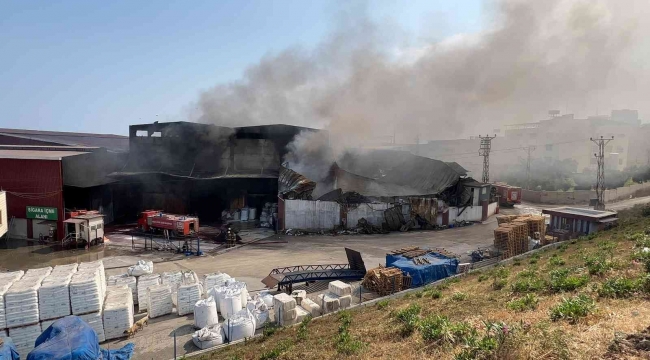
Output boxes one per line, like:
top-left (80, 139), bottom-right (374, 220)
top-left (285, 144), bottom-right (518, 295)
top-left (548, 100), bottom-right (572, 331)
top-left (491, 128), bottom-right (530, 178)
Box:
top-left (478, 134), bottom-right (497, 183)
top-left (590, 135), bottom-right (614, 210)
top-left (524, 146), bottom-right (536, 190)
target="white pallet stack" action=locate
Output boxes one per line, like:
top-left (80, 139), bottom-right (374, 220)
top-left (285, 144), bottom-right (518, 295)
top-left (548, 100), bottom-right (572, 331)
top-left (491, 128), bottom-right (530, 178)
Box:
top-left (79, 312), bottom-right (106, 343)
top-left (39, 265), bottom-right (77, 321)
top-left (103, 285), bottom-right (134, 341)
top-left (9, 323), bottom-right (41, 356)
top-left (107, 274), bottom-right (138, 305)
top-left (177, 283), bottom-right (202, 316)
top-left (23, 267), bottom-right (52, 282)
top-left (162, 271), bottom-right (183, 306)
top-left (137, 274), bottom-right (161, 312)
top-left (78, 261), bottom-right (106, 301)
top-left (0, 271), bottom-right (24, 331)
top-left (146, 284), bottom-right (173, 318)
top-left (70, 268), bottom-right (103, 315)
top-left (5, 278), bottom-right (41, 329)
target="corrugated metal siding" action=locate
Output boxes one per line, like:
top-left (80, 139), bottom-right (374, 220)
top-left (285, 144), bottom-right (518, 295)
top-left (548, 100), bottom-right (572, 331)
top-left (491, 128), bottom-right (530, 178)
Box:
top-left (0, 158), bottom-right (64, 239)
top-left (284, 200), bottom-right (340, 230)
top-left (448, 206), bottom-right (483, 223)
top-left (346, 203), bottom-right (391, 227)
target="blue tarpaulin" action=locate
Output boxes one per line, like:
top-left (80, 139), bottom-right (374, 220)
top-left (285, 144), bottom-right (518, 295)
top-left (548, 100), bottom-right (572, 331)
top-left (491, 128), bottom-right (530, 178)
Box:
top-left (27, 316), bottom-right (134, 360)
top-left (386, 252), bottom-right (458, 287)
top-left (0, 336), bottom-right (19, 360)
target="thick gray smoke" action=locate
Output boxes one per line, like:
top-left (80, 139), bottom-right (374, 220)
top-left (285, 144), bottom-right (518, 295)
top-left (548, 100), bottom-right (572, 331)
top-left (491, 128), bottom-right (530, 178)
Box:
top-left (193, 0), bottom-right (649, 179)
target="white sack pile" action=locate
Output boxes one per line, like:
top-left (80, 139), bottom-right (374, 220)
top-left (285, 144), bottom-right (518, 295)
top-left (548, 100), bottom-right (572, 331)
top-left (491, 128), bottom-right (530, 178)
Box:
top-left (9, 323), bottom-right (41, 356)
top-left (194, 297), bottom-right (219, 329)
top-left (69, 268), bottom-right (103, 315)
top-left (38, 264), bottom-right (78, 321)
top-left (107, 274), bottom-right (137, 304)
top-left (147, 284), bottom-right (173, 318)
top-left (177, 283), bottom-right (202, 316)
top-left (79, 311), bottom-right (106, 342)
top-left (136, 274), bottom-right (161, 312)
top-left (0, 271), bottom-right (24, 331)
top-left (103, 285), bottom-right (134, 340)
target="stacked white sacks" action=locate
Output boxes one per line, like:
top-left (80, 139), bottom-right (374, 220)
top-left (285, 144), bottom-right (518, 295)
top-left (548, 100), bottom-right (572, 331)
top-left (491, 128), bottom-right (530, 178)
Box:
top-left (136, 274), bottom-right (161, 312)
top-left (103, 285), bottom-right (134, 340)
top-left (146, 284), bottom-right (173, 318)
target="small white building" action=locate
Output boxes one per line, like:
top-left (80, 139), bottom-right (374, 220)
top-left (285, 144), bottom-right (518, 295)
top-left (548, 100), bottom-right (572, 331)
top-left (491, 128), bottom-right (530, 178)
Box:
top-left (0, 191), bottom-right (7, 238)
top-left (63, 213), bottom-right (104, 246)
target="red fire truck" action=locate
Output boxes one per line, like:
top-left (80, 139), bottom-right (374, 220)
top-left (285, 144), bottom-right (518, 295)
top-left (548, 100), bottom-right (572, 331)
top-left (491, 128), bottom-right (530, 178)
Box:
top-left (137, 210), bottom-right (199, 236)
top-left (494, 183), bottom-right (522, 207)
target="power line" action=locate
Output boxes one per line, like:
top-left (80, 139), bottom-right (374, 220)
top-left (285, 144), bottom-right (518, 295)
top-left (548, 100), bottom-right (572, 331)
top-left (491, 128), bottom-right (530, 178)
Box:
top-left (590, 136), bottom-right (614, 210)
top-left (525, 146), bottom-right (536, 190)
top-left (478, 135), bottom-right (497, 183)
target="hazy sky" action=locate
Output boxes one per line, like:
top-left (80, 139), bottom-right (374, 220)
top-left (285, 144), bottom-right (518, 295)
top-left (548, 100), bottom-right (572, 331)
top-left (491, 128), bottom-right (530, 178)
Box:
top-left (0, 0), bottom-right (483, 135)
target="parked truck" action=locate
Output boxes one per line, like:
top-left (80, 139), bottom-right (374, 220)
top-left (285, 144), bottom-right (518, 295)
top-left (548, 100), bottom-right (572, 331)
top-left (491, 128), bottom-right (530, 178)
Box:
top-left (137, 210), bottom-right (199, 236)
top-left (494, 183), bottom-right (522, 207)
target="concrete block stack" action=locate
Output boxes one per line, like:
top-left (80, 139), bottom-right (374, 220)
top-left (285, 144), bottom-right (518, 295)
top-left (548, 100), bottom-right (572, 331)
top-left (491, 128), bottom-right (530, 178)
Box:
top-left (273, 293), bottom-right (297, 326)
top-left (300, 298), bottom-right (321, 317)
top-left (9, 323), bottom-right (42, 356)
top-left (79, 312), bottom-right (106, 342)
top-left (177, 283), bottom-right (202, 316)
top-left (39, 264), bottom-right (78, 322)
top-left (107, 274), bottom-right (137, 305)
top-left (316, 281), bottom-right (352, 314)
top-left (137, 274), bottom-right (161, 312)
top-left (103, 285), bottom-right (134, 341)
top-left (316, 293), bottom-right (340, 314)
top-left (147, 284), bottom-right (173, 318)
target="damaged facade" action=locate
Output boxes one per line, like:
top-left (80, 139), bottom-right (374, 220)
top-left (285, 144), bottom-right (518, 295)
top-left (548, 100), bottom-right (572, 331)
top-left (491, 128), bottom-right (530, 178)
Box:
top-left (279, 149), bottom-right (498, 232)
top-left (109, 122), bottom-right (315, 224)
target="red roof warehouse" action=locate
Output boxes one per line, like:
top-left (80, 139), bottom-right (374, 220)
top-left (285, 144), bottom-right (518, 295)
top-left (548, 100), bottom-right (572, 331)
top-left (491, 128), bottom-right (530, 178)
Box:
top-left (0, 129), bottom-right (127, 242)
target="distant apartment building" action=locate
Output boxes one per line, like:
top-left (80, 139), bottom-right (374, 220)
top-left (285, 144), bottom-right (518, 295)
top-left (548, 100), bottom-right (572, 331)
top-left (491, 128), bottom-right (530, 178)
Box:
top-left (412, 110), bottom-right (644, 176)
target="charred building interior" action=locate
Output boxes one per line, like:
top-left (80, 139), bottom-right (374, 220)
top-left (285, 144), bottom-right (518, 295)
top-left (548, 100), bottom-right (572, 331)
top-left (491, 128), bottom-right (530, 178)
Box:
top-left (108, 122), bottom-right (315, 224)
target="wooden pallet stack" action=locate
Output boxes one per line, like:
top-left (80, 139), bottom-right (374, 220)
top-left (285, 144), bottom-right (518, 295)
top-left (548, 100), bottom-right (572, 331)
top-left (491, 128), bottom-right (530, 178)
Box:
top-left (511, 221), bottom-right (529, 255)
top-left (361, 266), bottom-right (404, 296)
top-left (526, 216), bottom-right (546, 240)
top-left (493, 226), bottom-right (515, 258)
top-left (496, 215), bottom-right (519, 225)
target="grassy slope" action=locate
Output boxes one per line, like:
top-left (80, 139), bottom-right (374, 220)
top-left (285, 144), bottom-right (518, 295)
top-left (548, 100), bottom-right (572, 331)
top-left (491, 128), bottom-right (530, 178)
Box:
top-left (206, 207), bottom-right (650, 360)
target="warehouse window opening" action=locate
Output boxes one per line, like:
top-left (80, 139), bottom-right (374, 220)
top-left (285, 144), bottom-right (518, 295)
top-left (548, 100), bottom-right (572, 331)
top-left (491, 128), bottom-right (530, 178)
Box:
top-left (136, 130), bottom-right (148, 137)
top-left (151, 131), bottom-right (162, 137)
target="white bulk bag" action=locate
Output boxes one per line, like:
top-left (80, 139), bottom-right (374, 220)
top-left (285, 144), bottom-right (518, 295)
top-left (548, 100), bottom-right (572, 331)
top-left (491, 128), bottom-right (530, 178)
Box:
top-left (223, 309), bottom-right (255, 342)
top-left (207, 285), bottom-right (230, 312)
top-left (202, 273), bottom-right (231, 295)
top-left (127, 260), bottom-right (153, 277)
top-left (194, 297), bottom-right (219, 329)
top-left (219, 289), bottom-right (243, 318)
top-left (192, 325), bottom-right (225, 349)
top-left (258, 290), bottom-right (274, 308)
top-left (246, 299), bottom-right (269, 329)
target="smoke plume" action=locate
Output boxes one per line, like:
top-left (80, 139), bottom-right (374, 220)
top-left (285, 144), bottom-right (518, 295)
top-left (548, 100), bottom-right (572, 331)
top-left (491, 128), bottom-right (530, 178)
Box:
top-left (192, 0), bottom-right (650, 180)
